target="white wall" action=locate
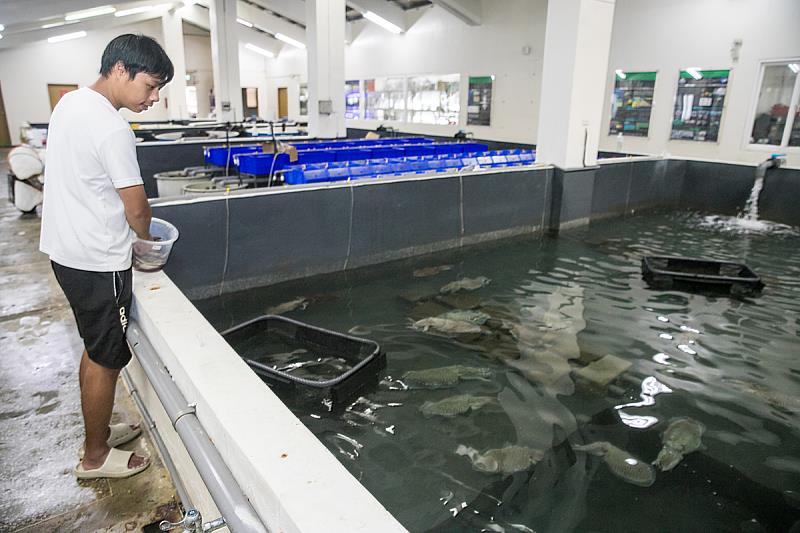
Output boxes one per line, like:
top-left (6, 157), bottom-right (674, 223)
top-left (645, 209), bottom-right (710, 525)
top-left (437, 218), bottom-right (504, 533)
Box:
top-left (601, 0), bottom-right (800, 167)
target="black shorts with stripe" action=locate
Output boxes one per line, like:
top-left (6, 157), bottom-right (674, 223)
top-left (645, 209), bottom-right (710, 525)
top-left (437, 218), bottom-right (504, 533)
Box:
top-left (51, 261), bottom-right (133, 370)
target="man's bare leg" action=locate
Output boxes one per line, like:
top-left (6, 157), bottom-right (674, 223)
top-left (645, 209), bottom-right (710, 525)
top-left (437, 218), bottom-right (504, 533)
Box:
top-left (79, 349), bottom-right (140, 439)
top-left (80, 352), bottom-right (148, 471)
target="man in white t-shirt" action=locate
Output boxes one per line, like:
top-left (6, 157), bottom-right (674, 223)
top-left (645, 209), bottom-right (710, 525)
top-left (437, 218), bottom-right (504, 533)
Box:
top-left (40, 34), bottom-right (173, 479)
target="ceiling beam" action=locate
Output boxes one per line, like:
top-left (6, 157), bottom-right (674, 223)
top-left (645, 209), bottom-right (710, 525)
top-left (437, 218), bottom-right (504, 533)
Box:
top-left (180, 4), bottom-right (281, 56)
top-left (248, 0), bottom-right (306, 26)
top-left (430, 0), bottom-right (481, 26)
top-left (346, 0), bottom-right (407, 33)
top-left (237, 1), bottom-right (305, 45)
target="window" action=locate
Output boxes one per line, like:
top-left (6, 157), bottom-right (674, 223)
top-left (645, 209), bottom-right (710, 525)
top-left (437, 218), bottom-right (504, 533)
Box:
top-left (364, 77), bottom-right (406, 121)
top-left (609, 71), bottom-right (656, 137)
top-left (406, 74), bottom-right (460, 125)
top-left (345, 80), bottom-right (361, 119)
top-left (671, 69), bottom-right (729, 142)
top-left (749, 61), bottom-right (800, 147)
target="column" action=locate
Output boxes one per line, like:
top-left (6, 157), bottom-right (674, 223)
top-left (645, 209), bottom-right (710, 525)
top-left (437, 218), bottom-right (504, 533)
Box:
top-left (208, 0), bottom-right (243, 122)
top-left (162, 8), bottom-right (188, 120)
top-left (306, 0), bottom-right (346, 139)
top-left (535, 0), bottom-right (616, 168)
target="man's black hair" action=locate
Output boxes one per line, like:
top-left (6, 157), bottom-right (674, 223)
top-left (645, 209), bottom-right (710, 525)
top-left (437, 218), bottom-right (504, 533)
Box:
top-left (100, 34), bottom-right (174, 86)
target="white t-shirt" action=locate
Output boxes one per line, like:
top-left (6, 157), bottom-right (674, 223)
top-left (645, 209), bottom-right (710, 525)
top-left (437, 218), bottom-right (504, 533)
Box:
top-left (40, 87), bottom-right (143, 272)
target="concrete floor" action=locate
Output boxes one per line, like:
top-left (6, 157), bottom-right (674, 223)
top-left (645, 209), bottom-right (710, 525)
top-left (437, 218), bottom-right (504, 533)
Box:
top-left (0, 149), bottom-right (181, 532)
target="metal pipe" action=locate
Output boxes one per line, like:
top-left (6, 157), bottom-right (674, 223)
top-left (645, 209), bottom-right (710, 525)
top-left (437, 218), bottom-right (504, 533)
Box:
top-left (120, 367), bottom-right (194, 510)
top-left (127, 321), bottom-right (269, 533)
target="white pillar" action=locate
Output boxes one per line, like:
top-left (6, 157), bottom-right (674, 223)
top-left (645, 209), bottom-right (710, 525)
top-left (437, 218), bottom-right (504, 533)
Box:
top-left (306, 0), bottom-right (346, 139)
top-left (535, 0), bottom-right (616, 168)
top-left (209, 0), bottom-right (242, 122)
top-left (162, 8), bottom-right (188, 120)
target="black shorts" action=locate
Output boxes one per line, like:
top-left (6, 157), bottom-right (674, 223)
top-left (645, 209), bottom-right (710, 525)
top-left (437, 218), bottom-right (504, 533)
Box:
top-left (51, 261), bottom-right (133, 370)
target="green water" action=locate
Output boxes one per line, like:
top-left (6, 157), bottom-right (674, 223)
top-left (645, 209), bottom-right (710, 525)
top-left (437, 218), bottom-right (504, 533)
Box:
top-left (195, 210), bottom-right (800, 533)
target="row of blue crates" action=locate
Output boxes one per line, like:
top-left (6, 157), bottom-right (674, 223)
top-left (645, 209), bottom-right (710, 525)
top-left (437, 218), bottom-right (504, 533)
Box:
top-left (233, 142), bottom-right (490, 175)
top-left (204, 137), bottom-right (435, 167)
top-left (282, 150), bottom-right (536, 185)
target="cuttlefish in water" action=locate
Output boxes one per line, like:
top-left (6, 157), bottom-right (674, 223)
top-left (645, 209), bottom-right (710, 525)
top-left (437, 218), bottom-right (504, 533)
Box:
top-left (412, 317), bottom-right (483, 335)
top-left (267, 297), bottom-right (308, 315)
top-left (413, 264), bottom-right (453, 278)
top-left (653, 417), bottom-right (706, 471)
top-left (438, 309), bottom-right (491, 325)
top-left (402, 365), bottom-right (491, 389)
top-left (573, 441), bottom-right (655, 487)
top-left (440, 276), bottom-right (491, 294)
top-left (456, 444), bottom-right (545, 475)
top-left (420, 394), bottom-right (494, 417)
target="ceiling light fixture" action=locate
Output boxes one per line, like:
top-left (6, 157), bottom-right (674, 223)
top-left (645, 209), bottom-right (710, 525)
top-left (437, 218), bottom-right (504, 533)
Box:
top-left (615, 69), bottom-right (627, 79)
top-left (275, 32), bottom-right (305, 49)
top-left (237, 18), bottom-right (253, 28)
top-left (685, 67), bottom-right (703, 80)
top-left (788, 63), bottom-right (800, 74)
top-left (48, 31), bottom-right (88, 43)
top-left (65, 5), bottom-right (116, 21)
top-left (363, 11), bottom-right (402, 34)
top-left (0, 24), bottom-right (4, 32)
top-left (245, 43), bottom-right (274, 58)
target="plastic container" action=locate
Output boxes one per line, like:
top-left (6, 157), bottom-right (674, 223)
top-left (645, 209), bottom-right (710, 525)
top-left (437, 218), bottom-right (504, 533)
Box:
top-left (220, 315), bottom-right (386, 406)
top-left (132, 218), bottom-right (179, 272)
top-left (154, 170), bottom-right (211, 197)
top-left (182, 180), bottom-right (247, 194)
top-left (641, 255), bottom-right (764, 297)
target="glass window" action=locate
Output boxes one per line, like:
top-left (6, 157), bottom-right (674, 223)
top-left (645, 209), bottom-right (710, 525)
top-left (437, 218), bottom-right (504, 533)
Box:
top-left (364, 77), bottom-right (406, 121)
top-left (609, 71), bottom-right (656, 137)
top-left (345, 80), bottom-right (361, 119)
top-left (750, 62), bottom-right (800, 146)
top-left (406, 74), bottom-right (460, 125)
top-left (671, 69), bottom-right (729, 142)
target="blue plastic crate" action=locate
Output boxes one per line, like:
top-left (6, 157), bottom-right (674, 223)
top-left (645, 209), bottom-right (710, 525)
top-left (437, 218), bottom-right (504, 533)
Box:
top-left (461, 157), bottom-right (478, 167)
top-left (519, 152), bottom-right (535, 163)
top-left (506, 154), bottom-right (521, 164)
top-left (434, 143), bottom-right (465, 155)
top-left (491, 155), bottom-right (509, 166)
top-left (427, 160), bottom-right (447, 171)
top-left (237, 153), bottom-right (290, 175)
top-left (408, 160), bottom-right (429, 172)
top-left (337, 149), bottom-right (372, 162)
top-left (328, 167), bottom-right (350, 181)
top-left (283, 168), bottom-right (305, 185)
top-left (442, 159), bottom-right (462, 169)
top-left (304, 169), bottom-right (330, 183)
top-left (476, 156), bottom-right (493, 166)
top-left (297, 151), bottom-right (333, 165)
top-left (390, 162), bottom-right (411, 174)
top-left (371, 164), bottom-right (391, 176)
top-left (204, 145), bottom-right (260, 166)
top-left (459, 142), bottom-right (490, 153)
top-left (404, 145), bottom-right (436, 157)
top-left (349, 166), bottom-right (374, 178)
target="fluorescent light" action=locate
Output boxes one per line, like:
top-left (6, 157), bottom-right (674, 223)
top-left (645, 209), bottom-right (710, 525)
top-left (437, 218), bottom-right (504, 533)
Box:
top-left (48, 31), bottom-right (88, 43)
top-left (789, 63), bottom-right (800, 74)
top-left (65, 5), bottom-right (116, 21)
top-left (685, 67), bottom-right (703, 80)
top-left (237, 18), bottom-right (253, 28)
top-left (0, 24), bottom-right (4, 32)
top-left (0, 34), bottom-right (3, 40)
top-left (115, 6), bottom-right (156, 17)
top-left (275, 32), bottom-right (305, 49)
top-left (245, 43), bottom-right (274, 58)
top-left (615, 69), bottom-right (627, 79)
top-left (363, 11), bottom-right (402, 34)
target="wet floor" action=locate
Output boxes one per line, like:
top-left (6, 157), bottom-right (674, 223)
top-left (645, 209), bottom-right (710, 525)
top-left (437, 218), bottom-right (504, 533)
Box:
top-left (0, 149), bottom-right (181, 532)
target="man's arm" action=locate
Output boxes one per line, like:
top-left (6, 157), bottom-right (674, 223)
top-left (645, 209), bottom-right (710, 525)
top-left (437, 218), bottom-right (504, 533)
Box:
top-left (118, 185), bottom-right (152, 240)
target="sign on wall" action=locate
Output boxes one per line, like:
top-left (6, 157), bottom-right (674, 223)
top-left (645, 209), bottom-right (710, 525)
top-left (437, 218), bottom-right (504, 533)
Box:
top-left (467, 76), bottom-right (493, 126)
top-left (671, 69), bottom-right (730, 142)
top-left (609, 71), bottom-right (656, 137)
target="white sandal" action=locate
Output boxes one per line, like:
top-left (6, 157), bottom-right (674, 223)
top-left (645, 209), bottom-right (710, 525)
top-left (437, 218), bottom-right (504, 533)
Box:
top-left (75, 447), bottom-right (150, 479)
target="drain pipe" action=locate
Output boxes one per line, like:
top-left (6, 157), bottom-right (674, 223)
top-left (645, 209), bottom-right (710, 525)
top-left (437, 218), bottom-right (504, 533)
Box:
top-left (120, 368), bottom-right (194, 510)
top-left (126, 320), bottom-right (269, 533)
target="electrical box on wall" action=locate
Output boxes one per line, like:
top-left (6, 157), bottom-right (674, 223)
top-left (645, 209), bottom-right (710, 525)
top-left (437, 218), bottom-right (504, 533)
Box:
top-left (319, 99), bottom-right (333, 115)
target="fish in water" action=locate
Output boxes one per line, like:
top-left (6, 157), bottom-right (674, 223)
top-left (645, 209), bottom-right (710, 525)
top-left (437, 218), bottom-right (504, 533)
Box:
top-left (456, 444), bottom-right (545, 475)
top-left (725, 378), bottom-right (800, 411)
top-left (438, 309), bottom-right (491, 325)
top-left (347, 325), bottom-right (372, 336)
top-left (573, 441), bottom-right (655, 487)
top-left (440, 276), bottom-right (491, 294)
top-left (402, 365), bottom-right (491, 389)
top-left (413, 264), bottom-right (453, 278)
top-left (420, 394), bottom-right (494, 417)
top-left (653, 417), bottom-right (706, 471)
top-left (267, 297), bottom-right (308, 315)
top-left (412, 317), bottom-right (483, 335)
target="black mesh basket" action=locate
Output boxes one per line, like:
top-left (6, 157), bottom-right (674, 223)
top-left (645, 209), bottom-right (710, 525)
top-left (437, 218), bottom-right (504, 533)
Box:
top-left (642, 255), bottom-right (764, 297)
top-left (221, 315), bottom-right (386, 406)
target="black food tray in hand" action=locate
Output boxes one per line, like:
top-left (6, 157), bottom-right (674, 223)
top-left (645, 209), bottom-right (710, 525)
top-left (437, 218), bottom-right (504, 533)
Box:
top-left (641, 255), bottom-right (764, 297)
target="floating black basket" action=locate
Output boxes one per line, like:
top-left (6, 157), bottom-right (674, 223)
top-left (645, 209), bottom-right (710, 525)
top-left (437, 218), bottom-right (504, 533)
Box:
top-left (641, 256), bottom-right (764, 297)
top-left (221, 315), bottom-right (386, 405)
